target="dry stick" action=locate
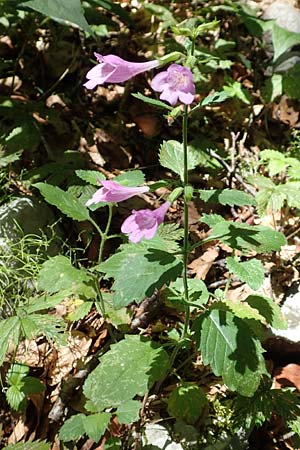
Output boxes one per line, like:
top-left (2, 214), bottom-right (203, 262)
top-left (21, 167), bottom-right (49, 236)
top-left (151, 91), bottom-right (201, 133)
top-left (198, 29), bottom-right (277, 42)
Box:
top-left (206, 147), bottom-right (257, 197)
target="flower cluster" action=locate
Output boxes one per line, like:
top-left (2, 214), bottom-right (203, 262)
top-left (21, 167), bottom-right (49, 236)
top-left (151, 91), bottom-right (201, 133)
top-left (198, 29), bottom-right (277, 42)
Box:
top-left (86, 180), bottom-right (169, 243)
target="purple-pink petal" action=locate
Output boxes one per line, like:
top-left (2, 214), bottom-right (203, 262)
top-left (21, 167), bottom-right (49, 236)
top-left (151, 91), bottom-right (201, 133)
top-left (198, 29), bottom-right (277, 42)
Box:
top-left (85, 181), bottom-right (149, 206)
top-left (84, 54), bottom-right (159, 89)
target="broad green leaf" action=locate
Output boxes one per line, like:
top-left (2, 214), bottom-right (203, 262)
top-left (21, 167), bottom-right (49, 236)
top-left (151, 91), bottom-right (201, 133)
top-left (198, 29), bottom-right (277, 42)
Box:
top-left (187, 138), bottom-right (222, 170)
top-left (37, 255), bottom-right (92, 293)
top-left (0, 149), bottom-right (23, 167)
top-left (22, 376), bottom-right (45, 395)
top-left (262, 73), bottom-right (283, 102)
top-left (75, 169), bottom-right (105, 186)
top-left (59, 413), bottom-right (86, 442)
top-left (283, 63), bottom-right (300, 100)
top-left (167, 383), bottom-right (207, 424)
top-left (0, 316), bottom-right (20, 366)
top-left (82, 413), bottom-right (111, 442)
top-left (34, 183), bottom-right (90, 222)
top-left (223, 80), bottom-right (251, 104)
top-left (23, 0), bottom-right (92, 33)
top-left (247, 174), bottom-right (275, 190)
top-left (6, 363), bottom-right (29, 385)
top-left (256, 187), bottom-right (284, 215)
top-left (272, 23), bottom-right (300, 62)
top-left (198, 309), bottom-right (267, 396)
top-left (212, 300), bottom-right (267, 326)
top-left (116, 400), bottom-right (141, 424)
top-left (168, 278), bottom-right (209, 308)
top-left (226, 257), bottom-right (264, 290)
top-left (260, 149), bottom-right (287, 176)
top-left (83, 335), bottom-right (170, 411)
top-left (209, 221), bottom-right (286, 254)
top-left (113, 170), bottom-right (145, 186)
top-left (23, 290), bottom-right (74, 314)
top-left (6, 385), bottom-right (26, 410)
top-left (199, 189), bottom-right (256, 206)
top-left (244, 295), bottom-right (287, 330)
top-left (159, 140), bottom-right (198, 181)
top-left (98, 238), bottom-right (182, 308)
top-left (132, 93), bottom-right (173, 110)
top-left (279, 182), bottom-right (300, 208)
top-left (5, 442), bottom-right (49, 450)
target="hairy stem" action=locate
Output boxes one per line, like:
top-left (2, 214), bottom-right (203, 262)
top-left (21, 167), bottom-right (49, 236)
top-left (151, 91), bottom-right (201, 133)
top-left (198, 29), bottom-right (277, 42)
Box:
top-left (182, 105), bottom-right (190, 337)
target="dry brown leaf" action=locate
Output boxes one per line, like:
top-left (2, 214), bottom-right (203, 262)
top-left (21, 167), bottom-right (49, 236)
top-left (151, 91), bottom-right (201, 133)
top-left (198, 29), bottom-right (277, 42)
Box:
top-left (47, 331), bottom-right (92, 386)
top-left (7, 419), bottom-right (28, 444)
top-left (188, 247), bottom-right (219, 279)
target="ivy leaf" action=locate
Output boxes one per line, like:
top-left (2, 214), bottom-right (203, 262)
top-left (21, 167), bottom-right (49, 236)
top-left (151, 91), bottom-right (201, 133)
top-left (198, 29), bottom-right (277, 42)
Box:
top-left (272, 23), bottom-right (300, 62)
top-left (209, 221), bottom-right (286, 254)
top-left (23, 0), bottom-right (92, 33)
top-left (97, 238), bottom-right (182, 308)
top-left (82, 413), bottom-right (111, 442)
top-left (197, 309), bottom-right (267, 396)
top-left (167, 383), bottom-right (207, 424)
top-left (37, 255), bottom-right (93, 293)
top-left (159, 140), bottom-right (197, 181)
top-left (199, 189), bottom-right (256, 206)
top-left (83, 335), bottom-right (170, 411)
top-left (34, 183), bottom-right (90, 222)
top-left (244, 295), bottom-right (287, 330)
top-left (75, 169), bottom-right (105, 186)
top-left (226, 257), bottom-right (264, 290)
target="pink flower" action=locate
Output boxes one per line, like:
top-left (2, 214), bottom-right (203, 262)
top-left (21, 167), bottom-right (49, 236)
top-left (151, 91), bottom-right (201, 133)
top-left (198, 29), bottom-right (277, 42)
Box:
top-left (84, 53), bottom-right (159, 89)
top-left (85, 180), bottom-right (149, 206)
top-left (150, 64), bottom-right (195, 106)
top-left (121, 202), bottom-right (170, 243)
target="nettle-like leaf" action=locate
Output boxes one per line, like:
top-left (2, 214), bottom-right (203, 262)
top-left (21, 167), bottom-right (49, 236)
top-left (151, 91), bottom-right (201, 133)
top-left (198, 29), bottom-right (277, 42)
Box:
top-left (244, 295), bottom-right (287, 330)
top-left (159, 140), bottom-right (198, 181)
top-left (83, 335), bottom-right (170, 411)
top-left (82, 412), bottom-right (111, 443)
top-left (113, 170), bottom-right (145, 187)
top-left (20, 314), bottom-right (67, 346)
top-left (199, 189), bottom-right (256, 207)
top-left (201, 213), bottom-right (225, 227)
top-left (34, 183), bottom-right (90, 222)
top-left (37, 255), bottom-right (93, 294)
top-left (23, 0), bottom-right (92, 33)
top-left (167, 278), bottom-right (209, 309)
top-left (59, 413), bottom-right (86, 442)
top-left (196, 309), bottom-right (267, 396)
top-left (5, 441), bottom-right (50, 450)
top-left (226, 257), bottom-right (264, 290)
top-left (116, 400), bottom-right (141, 424)
top-left (208, 221), bottom-right (286, 254)
top-left (75, 169), bottom-right (105, 186)
top-left (97, 237), bottom-right (182, 308)
top-left (167, 383), bottom-right (207, 424)
top-left (6, 363), bottom-right (44, 410)
top-left (260, 149), bottom-right (288, 176)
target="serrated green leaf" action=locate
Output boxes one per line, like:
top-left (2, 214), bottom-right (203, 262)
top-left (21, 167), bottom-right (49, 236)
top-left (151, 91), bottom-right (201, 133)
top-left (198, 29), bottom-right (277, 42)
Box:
top-left (212, 300), bottom-right (267, 325)
top-left (34, 183), bottom-right (90, 222)
top-left (159, 140), bottom-right (198, 181)
top-left (6, 385), bottom-right (26, 410)
top-left (132, 93), bottom-right (173, 110)
top-left (97, 238), bottom-right (182, 308)
top-left (113, 170), bottom-right (145, 187)
top-left (247, 174), bottom-right (275, 190)
top-left (6, 363), bottom-right (29, 386)
top-left (169, 278), bottom-right (209, 307)
top-left (22, 376), bottom-right (45, 395)
top-left (198, 309), bottom-right (267, 396)
top-left (201, 213), bottom-right (225, 227)
top-left (59, 413), bottom-right (86, 442)
top-left (226, 257), bottom-right (264, 290)
top-left (209, 221), bottom-right (286, 254)
top-left (20, 314), bottom-right (67, 346)
top-left (199, 189), bottom-right (256, 206)
top-left (82, 412), bottom-right (111, 442)
top-left (167, 383), bottom-right (207, 424)
top-left (37, 255), bottom-right (92, 293)
top-left (75, 169), bottom-right (105, 186)
top-left (0, 316), bottom-right (20, 366)
top-left (23, 290), bottom-right (73, 314)
top-left (244, 295), bottom-right (287, 330)
top-left (279, 182), bottom-right (300, 208)
top-left (23, 0), bottom-right (92, 33)
top-left (116, 400), bottom-right (141, 424)
top-left (83, 335), bottom-right (170, 411)
top-left (5, 440), bottom-right (50, 450)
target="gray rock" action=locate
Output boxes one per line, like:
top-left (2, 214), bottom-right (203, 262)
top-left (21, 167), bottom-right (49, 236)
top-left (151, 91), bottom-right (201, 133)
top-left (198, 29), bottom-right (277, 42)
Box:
top-left (142, 423), bottom-right (184, 450)
top-left (263, 1), bottom-right (300, 33)
top-left (272, 282), bottom-right (300, 343)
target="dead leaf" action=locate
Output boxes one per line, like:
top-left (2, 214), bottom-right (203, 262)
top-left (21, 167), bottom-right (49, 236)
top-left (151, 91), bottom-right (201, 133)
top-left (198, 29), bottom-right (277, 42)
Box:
top-left (188, 247), bottom-right (219, 279)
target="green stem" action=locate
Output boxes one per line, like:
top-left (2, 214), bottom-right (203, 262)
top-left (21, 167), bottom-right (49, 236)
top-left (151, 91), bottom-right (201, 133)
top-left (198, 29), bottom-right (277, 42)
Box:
top-left (182, 105), bottom-right (190, 337)
top-left (98, 204), bottom-right (114, 264)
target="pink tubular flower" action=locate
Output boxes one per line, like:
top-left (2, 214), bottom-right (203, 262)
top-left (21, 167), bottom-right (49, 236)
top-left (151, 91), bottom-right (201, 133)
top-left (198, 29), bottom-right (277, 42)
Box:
top-left (121, 202), bottom-right (170, 243)
top-left (84, 53), bottom-right (159, 89)
top-left (85, 180), bottom-right (149, 206)
top-left (150, 64), bottom-right (195, 106)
